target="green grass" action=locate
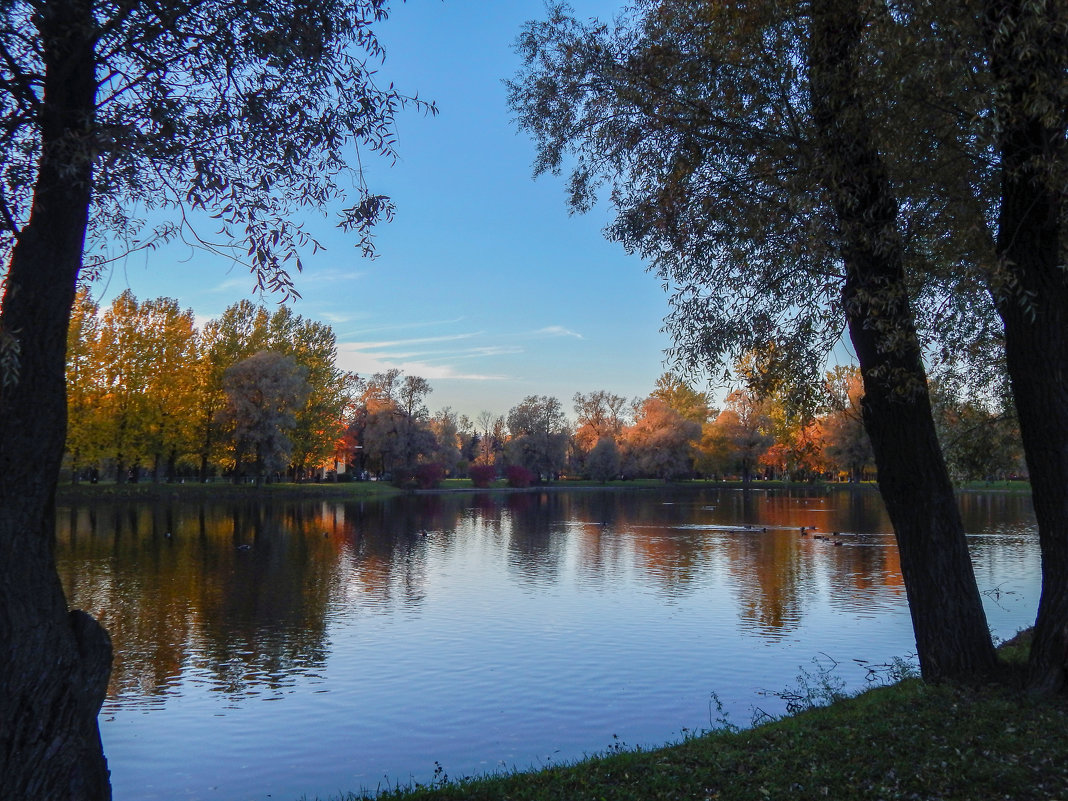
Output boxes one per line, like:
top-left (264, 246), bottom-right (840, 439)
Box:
top-left (56, 476), bottom-right (1031, 504)
top-left (56, 478), bottom-right (404, 504)
top-left (304, 635), bottom-right (1062, 801)
top-left (313, 672), bottom-right (1067, 801)
top-left (956, 479), bottom-right (1033, 494)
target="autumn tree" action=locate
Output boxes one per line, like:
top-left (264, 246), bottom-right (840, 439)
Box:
top-left (356, 370), bottom-right (435, 478)
top-left (220, 352), bottom-right (310, 485)
top-left (821, 366), bottom-right (874, 482)
top-left (650, 373), bottom-right (714, 424)
top-left (573, 389), bottom-right (628, 451)
top-left (715, 390), bottom-right (775, 483)
top-left (139, 297), bottom-right (198, 481)
top-left (429, 406), bottom-right (463, 475)
top-left (95, 291), bottom-right (155, 482)
top-left (65, 290), bottom-right (105, 482)
top-left (585, 436), bottom-right (622, 482)
top-left (510, 0), bottom-right (997, 680)
top-left (623, 396), bottom-right (701, 480)
top-left (933, 390), bottom-right (1023, 483)
top-left (506, 394), bottom-right (569, 479)
top-left (0, 1), bottom-right (427, 795)
top-left (737, 347), bottom-right (825, 480)
top-left (473, 409), bottom-right (505, 465)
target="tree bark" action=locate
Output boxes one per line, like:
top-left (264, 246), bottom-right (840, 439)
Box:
top-left (0, 2), bottom-right (112, 798)
top-left (984, 0), bottom-right (1068, 694)
top-left (809, 0), bottom-right (997, 682)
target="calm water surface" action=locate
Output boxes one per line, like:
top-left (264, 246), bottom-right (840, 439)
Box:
top-left (56, 486), bottom-right (1039, 801)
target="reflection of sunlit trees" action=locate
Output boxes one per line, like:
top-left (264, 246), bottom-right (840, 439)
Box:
top-left (631, 527), bottom-right (709, 597)
top-left (504, 492), bottom-right (567, 583)
top-left (56, 502), bottom-right (361, 703)
top-left (727, 533), bottom-right (805, 634)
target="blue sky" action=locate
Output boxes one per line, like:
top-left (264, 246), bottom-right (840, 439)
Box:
top-left (92, 1), bottom-right (679, 421)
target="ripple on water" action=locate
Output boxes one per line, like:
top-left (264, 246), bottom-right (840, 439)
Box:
top-left (59, 488), bottom-right (1040, 801)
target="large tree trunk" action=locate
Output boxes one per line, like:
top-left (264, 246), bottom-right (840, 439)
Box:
top-left (0, 2), bottom-right (112, 798)
top-left (809, 0), bottom-right (997, 682)
top-left (985, 0), bottom-right (1068, 694)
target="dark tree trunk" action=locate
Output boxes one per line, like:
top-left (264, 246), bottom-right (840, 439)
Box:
top-left (985, 0), bottom-right (1068, 694)
top-left (809, 0), bottom-right (996, 682)
top-left (0, 2), bottom-right (112, 799)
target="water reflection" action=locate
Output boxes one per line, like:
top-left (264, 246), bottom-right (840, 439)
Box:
top-left (55, 487), bottom-right (1039, 801)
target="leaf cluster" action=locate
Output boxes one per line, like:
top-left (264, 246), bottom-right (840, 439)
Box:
top-left (0, 0), bottom-right (435, 295)
top-left (508, 0), bottom-right (1009, 392)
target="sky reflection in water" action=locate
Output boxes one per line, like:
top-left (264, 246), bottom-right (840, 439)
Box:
top-left (56, 487), bottom-right (1039, 801)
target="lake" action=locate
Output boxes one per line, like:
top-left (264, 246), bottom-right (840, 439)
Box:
top-left (56, 486), bottom-right (1039, 801)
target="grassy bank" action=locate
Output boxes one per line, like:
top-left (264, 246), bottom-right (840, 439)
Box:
top-left (55, 476), bottom-right (1031, 505)
top-left (314, 645), bottom-right (1065, 801)
top-left (55, 478), bottom-right (405, 504)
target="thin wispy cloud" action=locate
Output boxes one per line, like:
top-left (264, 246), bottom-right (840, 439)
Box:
top-left (534, 325), bottom-right (584, 339)
top-left (378, 344), bottom-right (526, 363)
top-left (335, 343), bottom-right (508, 381)
top-left (318, 311), bottom-right (365, 324)
top-left (208, 277), bottom-right (252, 294)
top-left (342, 317), bottom-right (467, 338)
top-left (352, 332), bottom-right (482, 350)
top-left (300, 267), bottom-right (365, 284)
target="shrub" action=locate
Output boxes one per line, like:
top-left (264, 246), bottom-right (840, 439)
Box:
top-left (469, 464), bottom-right (497, 488)
top-left (505, 464), bottom-right (535, 488)
top-left (414, 462), bottom-right (445, 490)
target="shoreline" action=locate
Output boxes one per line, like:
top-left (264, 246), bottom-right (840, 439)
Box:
top-left (53, 477), bottom-right (1026, 505)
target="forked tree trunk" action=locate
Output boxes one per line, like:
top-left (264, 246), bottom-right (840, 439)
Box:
top-left (809, 0), bottom-right (996, 682)
top-left (985, 0), bottom-right (1068, 695)
top-left (0, 2), bottom-right (112, 798)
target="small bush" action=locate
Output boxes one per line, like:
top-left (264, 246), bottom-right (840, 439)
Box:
top-left (389, 469), bottom-right (410, 488)
top-left (414, 462), bottom-right (445, 490)
top-left (505, 464), bottom-right (535, 488)
top-left (469, 464), bottom-right (497, 488)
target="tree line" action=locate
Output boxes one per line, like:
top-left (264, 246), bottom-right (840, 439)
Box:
top-left (65, 289), bottom-right (1023, 489)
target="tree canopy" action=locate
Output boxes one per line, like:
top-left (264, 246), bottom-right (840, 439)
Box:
top-left (0, 0), bottom-right (434, 299)
top-left (507, 0), bottom-right (1002, 389)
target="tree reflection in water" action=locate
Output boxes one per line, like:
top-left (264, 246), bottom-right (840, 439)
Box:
top-left (54, 487), bottom-right (1038, 801)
